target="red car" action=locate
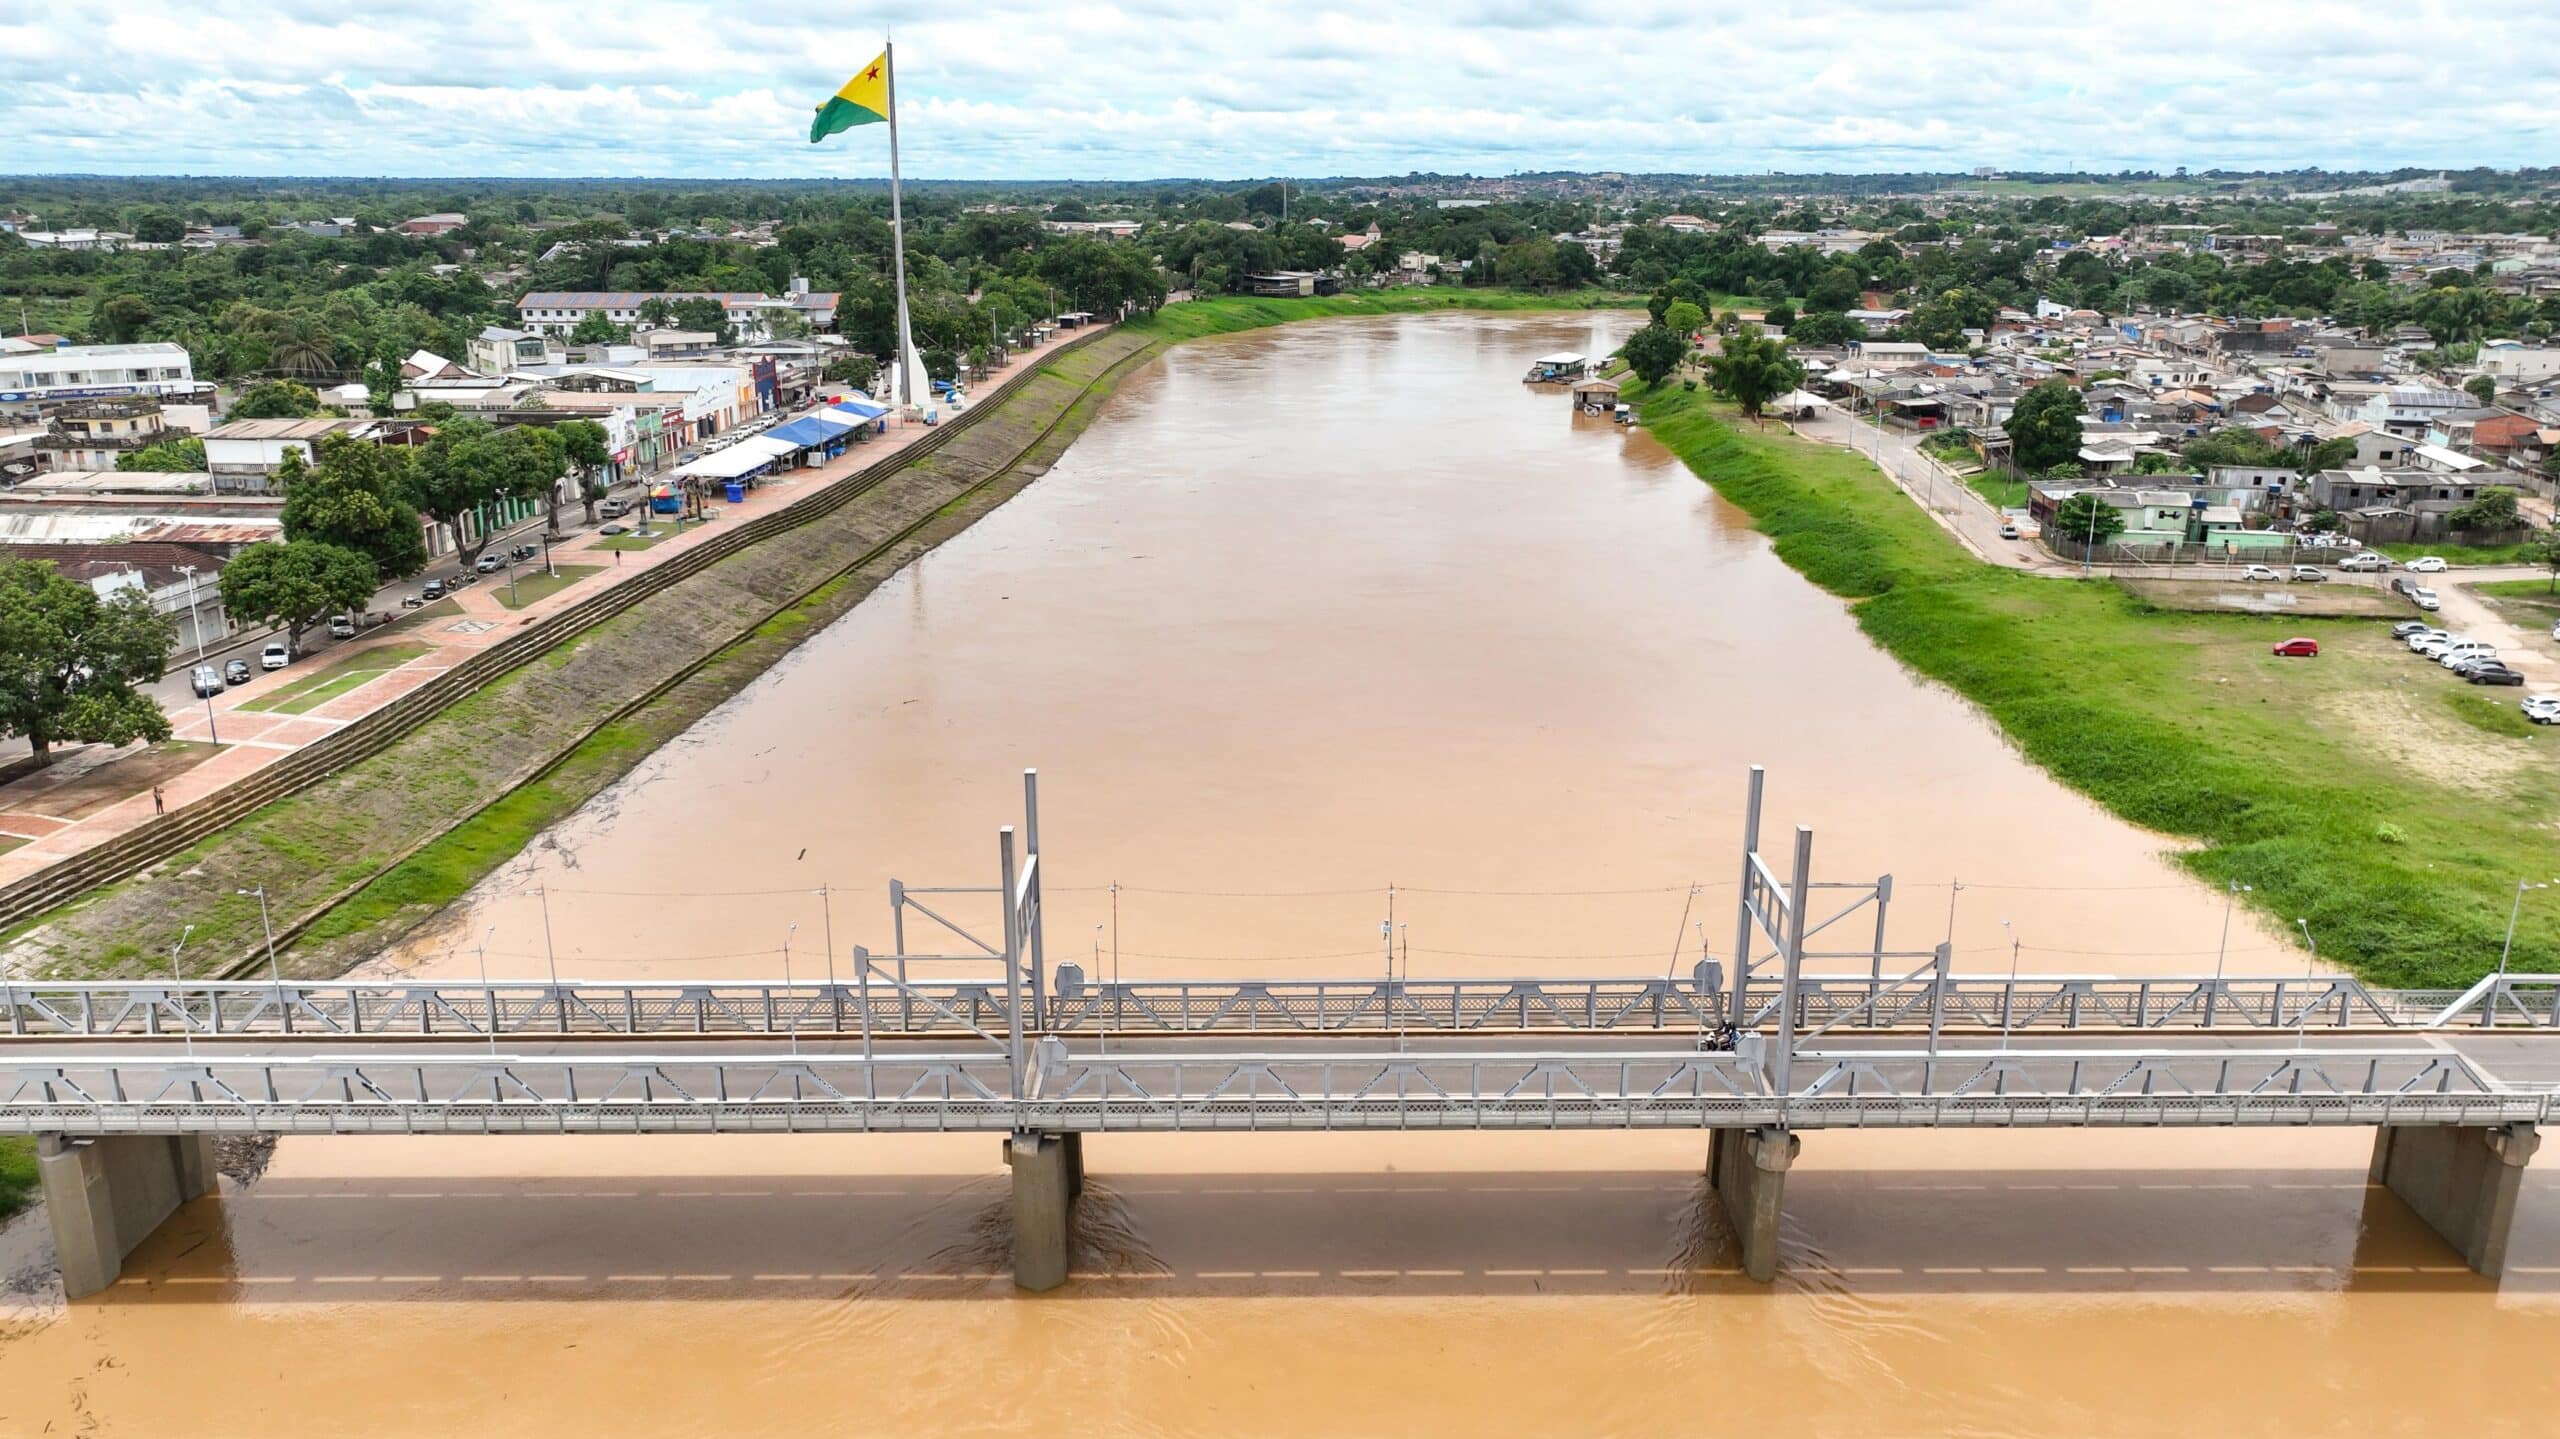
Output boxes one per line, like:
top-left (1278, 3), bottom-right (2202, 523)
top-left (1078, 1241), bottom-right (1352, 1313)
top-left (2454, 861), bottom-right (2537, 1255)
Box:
top-left (2272, 638), bottom-right (2319, 657)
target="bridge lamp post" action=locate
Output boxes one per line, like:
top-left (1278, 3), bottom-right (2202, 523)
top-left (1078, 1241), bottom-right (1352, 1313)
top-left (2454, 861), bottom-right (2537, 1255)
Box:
top-left (235, 885), bottom-right (282, 995)
top-left (2000, 919), bottom-right (2021, 1043)
top-left (2212, 881), bottom-right (2253, 1021)
top-left (475, 924), bottom-right (498, 1055)
top-left (170, 924), bottom-right (196, 1056)
top-left (781, 922), bottom-right (800, 1055)
top-left (2498, 880), bottom-right (2555, 982)
top-left (2296, 918), bottom-right (2318, 978)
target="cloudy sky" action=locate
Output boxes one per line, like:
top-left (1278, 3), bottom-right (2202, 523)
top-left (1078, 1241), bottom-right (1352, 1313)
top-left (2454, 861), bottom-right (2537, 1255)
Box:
top-left (4, 0), bottom-right (2555, 179)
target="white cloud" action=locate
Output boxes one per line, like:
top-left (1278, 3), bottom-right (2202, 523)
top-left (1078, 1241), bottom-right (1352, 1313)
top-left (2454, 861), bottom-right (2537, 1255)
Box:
top-left (1, 0), bottom-right (2553, 177)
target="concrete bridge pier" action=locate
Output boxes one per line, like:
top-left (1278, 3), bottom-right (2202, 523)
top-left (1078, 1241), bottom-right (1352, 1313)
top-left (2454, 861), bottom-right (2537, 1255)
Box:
top-left (1005, 1130), bottom-right (1083, 1291)
top-left (36, 1133), bottom-right (219, 1299)
top-left (1709, 1126), bottom-right (1798, 1282)
top-left (2369, 1121), bottom-right (2539, 1278)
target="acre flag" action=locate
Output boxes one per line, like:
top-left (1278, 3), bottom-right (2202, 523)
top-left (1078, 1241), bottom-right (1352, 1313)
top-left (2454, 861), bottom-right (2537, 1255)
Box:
top-left (810, 52), bottom-right (890, 142)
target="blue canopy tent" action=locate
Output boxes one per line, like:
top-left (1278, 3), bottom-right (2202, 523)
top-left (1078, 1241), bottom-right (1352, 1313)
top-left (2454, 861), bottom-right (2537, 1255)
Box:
top-left (824, 398), bottom-right (893, 439)
top-left (767, 412), bottom-right (861, 460)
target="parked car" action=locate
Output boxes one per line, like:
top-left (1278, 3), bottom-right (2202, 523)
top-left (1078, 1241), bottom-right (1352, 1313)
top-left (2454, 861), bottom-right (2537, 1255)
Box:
top-left (189, 664), bottom-right (224, 697)
top-left (2340, 553), bottom-right (2391, 573)
top-left (2405, 556), bottom-right (2449, 573)
top-left (2390, 621), bottom-right (2433, 639)
top-left (1997, 521), bottom-right (2021, 540)
top-left (476, 553), bottom-right (505, 574)
top-left (2289, 565), bottom-right (2326, 582)
top-left (600, 498), bottom-right (631, 519)
top-left (451, 570), bottom-right (477, 588)
top-left (259, 641), bottom-right (292, 671)
top-left (2272, 638), bottom-right (2319, 658)
top-left (2465, 664), bottom-right (2527, 687)
top-left (2523, 696), bottom-right (2560, 724)
top-left (224, 658), bottom-right (253, 686)
top-left (421, 578), bottom-right (445, 600)
top-left (329, 614), bottom-right (358, 639)
top-left (2240, 564), bottom-right (2283, 581)
top-left (2409, 630), bottom-right (2455, 653)
top-left (2411, 587), bottom-right (2440, 612)
top-left (2414, 633), bottom-right (2466, 657)
top-left (2440, 644), bottom-right (2497, 669)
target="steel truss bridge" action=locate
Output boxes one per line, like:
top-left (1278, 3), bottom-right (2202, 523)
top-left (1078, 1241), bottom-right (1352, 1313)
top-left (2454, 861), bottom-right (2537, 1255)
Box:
top-left (10, 768), bottom-right (2557, 1294)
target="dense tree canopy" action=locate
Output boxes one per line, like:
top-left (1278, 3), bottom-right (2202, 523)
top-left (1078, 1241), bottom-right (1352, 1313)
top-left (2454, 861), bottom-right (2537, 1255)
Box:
top-left (0, 558), bottom-right (175, 765)
top-left (2008, 380), bottom-right (2087, 473)
top-left (279, 436), bottom-right (427, 581)
top-left (218, 540), bottom-right (377, 650)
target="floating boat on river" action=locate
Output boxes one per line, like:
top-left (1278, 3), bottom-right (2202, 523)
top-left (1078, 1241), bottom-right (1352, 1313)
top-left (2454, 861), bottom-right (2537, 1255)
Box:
top-left (1523, 352), bottom-right (1588, 383)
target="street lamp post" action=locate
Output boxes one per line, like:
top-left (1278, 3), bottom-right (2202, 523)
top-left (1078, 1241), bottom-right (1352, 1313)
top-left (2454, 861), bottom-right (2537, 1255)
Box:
top-left (178, 565), bottom-right (205, 660)
top-left (202, 692), bottom-right (220, 746)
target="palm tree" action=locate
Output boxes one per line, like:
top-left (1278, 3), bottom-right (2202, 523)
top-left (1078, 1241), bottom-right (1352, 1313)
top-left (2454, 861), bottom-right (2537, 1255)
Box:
top-left (267, 315), bottom-right (339, 378)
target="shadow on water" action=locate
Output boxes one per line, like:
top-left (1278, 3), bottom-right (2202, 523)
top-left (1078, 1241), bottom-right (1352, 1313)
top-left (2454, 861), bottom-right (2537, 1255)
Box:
top-left (57, 1162), bottom-right (2542, 1305)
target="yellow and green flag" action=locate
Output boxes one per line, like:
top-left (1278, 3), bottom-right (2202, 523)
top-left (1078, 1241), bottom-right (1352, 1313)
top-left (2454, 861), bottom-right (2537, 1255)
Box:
top-left (810, 52), bottom-right (891, 142)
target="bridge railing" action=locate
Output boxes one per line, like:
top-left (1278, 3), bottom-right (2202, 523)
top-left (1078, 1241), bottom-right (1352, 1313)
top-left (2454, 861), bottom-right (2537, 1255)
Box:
top-left (0, 1040), bottom-right (2539, 1136)
top-left (6, 972), bottom-right (2553, 1040)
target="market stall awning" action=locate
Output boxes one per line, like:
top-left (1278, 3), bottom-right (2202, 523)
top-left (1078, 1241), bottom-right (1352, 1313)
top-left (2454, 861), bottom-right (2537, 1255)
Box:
top-left (768, 413), bottom-right (858, 448)
top-left (673, 437), bottom-right (794, 480)
top-left (826, 398), bottom-right (890, 421)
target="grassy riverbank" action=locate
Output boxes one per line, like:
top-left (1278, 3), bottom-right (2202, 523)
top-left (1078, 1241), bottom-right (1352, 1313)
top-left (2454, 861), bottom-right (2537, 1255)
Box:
top-left (1130, 286), bottom-right (1637, 344)
top-left (1631, 378), bottom-right (2560, 987)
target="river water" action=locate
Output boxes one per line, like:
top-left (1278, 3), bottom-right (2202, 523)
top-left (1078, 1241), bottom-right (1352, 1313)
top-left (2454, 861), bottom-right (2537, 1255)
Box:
top-left (3, 313), bottom-right (2555, 1434)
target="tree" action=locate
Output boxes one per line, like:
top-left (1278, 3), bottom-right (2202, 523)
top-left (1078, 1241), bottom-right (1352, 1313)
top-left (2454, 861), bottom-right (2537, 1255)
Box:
top-left (218, 541), bottom-right (377, 653)
top-left (266, 314), bottom-right (339, 378)
top-left (116, 437), bottom-right (206, 473)
top-left (280, 435), bottom-right (427, 581)
top-left (95, 293), bottom-right (154, 344)
top-left (555, 420), bottom-right (612, 523)
top-left (1662, 300), bottom-right (1706, 337)
top-left (2465, 373), bottom-right (2498, 405)
top-left (230, 380), bottom-right (323, 420)
top-left (2181, 426), bottom-right (2290, 471)
top-left (131, 211), bottom-right (185, 245)
top-left (2526, 529), bottom-right (2560, 595)
top-left (2447, 486), bottom-right (2521, 532)
top-left (567, 310), bottom-right (625, 345)
top-left (0, 558), bottom-right (175, 767)
top-left (2007, 380), bottom-right (2086, 474)
top-left (1703, 331), bottom-right (1805, 419)
top-left (1621, 324), bottom-right (1689, 386)
top-left (1785, 310), bottom-right (1859, 347)
top-left (408, 419), bottom-right (561, 566)
top-left (2051, 492), bottom-right (2126, 548)
top-left (824, 354), bottom-right (879, 391)
top-left (2296, 436), bottom-right (2359, 474)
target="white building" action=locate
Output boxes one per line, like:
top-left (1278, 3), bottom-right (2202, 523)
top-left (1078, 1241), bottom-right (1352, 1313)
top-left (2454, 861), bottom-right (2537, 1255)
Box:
top-left (514, 288), bottom-right (839, 338)
top-left (0, 343), bottom-right (197, 403)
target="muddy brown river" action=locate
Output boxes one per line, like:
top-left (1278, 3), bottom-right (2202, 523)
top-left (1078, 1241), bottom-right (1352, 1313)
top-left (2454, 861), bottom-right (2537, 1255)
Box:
top-left (3, 313), bottom-right (2555, 1434)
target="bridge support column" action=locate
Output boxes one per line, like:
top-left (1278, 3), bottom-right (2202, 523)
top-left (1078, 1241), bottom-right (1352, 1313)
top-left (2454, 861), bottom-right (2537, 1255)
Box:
top-left (36, 1133), bottom-right (218, 1299)
top-left (1005, 1131), bottom-right (1078, 1292)
top-left (2369, 1122), bottom-right (2538, 1278)
top-left (1709, 1126), bottom-right (1798, 1283)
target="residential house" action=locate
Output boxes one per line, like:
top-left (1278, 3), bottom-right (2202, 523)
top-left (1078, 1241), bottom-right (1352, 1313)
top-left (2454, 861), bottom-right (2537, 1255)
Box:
top-left (467, 326), bottom-right (556, 376)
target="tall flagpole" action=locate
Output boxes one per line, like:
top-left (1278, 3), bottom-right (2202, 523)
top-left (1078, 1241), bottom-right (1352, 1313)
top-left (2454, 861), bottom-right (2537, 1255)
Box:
top-left (884, 41), bottom-right (922, 411)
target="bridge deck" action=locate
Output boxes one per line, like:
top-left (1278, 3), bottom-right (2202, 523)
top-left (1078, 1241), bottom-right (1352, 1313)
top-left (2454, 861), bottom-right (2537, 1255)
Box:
top-left (0, 1031), bottom-right (2543, 1136)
